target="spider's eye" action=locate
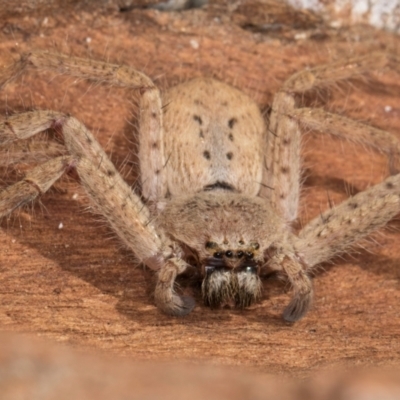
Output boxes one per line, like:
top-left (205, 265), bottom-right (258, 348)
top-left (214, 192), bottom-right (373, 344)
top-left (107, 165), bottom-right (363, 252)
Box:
top-left (213, 251), bottom-right (223, 258)
top-left (251, 242), bottom-right (260, 250)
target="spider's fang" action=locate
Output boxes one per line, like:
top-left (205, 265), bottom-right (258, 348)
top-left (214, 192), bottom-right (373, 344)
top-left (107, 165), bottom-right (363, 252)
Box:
top-left (201, 261), bottom-right (261, 309)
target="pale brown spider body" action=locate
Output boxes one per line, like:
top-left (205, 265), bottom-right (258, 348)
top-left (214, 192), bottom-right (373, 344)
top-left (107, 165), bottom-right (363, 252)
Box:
top-left (1, 52), bottom-right (400, 321)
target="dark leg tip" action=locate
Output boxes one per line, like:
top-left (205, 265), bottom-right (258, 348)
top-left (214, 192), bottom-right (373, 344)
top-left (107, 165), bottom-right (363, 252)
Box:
top-left (283, 293), bottom-right (313, 322)
top-left (156, 294), bottom-right (196, 317)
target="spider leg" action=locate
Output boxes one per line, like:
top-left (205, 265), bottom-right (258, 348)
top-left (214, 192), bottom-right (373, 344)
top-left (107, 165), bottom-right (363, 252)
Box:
top-left (262, 53), bottom-right (400, 222)
top-left (0, 51), bottom-right (167, 200)
top-left (261, 53), bottom-right (400, 321)
top-left (0, 110), bottom-right (194, 316)
top-left (291, 108), bottom-right (400, 173)
top-left (295, 174), bottom-right (400, 270)
top-left (267, 168), bottom-right (400, 321)
top-left (0, 156), bottom-right (74, 217)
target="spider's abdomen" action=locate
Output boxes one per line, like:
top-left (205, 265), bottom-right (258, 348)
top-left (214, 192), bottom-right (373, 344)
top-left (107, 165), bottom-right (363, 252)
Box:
top-left (162, 78), bottom-right (265, 196)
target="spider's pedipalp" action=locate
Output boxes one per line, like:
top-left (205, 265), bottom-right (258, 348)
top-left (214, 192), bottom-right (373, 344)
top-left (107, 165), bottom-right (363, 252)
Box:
top-left (267, 249), bottom-right (313, 322)
top-left (155, 257), bottom-right (196, 316)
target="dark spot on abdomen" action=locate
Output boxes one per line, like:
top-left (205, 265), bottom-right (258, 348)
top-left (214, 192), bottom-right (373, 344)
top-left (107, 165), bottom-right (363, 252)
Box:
top-left (193, 115), bottom-right (203, 125)
top-left (228, 118), bottom-right (237, 129)
top-left (203, 150), bottom-right (211, 160)
top-left (280, 166), bottom-right (289, 174)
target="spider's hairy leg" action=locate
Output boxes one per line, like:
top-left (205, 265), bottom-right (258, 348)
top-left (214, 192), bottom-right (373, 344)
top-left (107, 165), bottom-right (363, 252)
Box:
top-left (295, 174), bottom-right (400, 270)
top-left (262, 53), bottom-right (400, 223)
top-left (282, 53), bottom-right (394, 93)
top-left (78, 157), bottom-right (194, 316)
top-left (0, 110), bottom-right (162, 261)
top-left (291, 108), bottom-right (400, 173)
top-left (262, 90), bottom-right (300, 223)
top-left (0, 156), bottom-right (74, 217)
top-left (0, 110), bottom-right (194, 316)
top-left (0, 51), bottom-right (167, 200)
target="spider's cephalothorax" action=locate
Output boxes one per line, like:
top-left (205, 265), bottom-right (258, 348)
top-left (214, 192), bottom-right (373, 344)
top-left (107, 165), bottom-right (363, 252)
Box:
top-left (1, 52), bottom-right (400, 322)
top-left (156, 190), bottom-right (287, 313)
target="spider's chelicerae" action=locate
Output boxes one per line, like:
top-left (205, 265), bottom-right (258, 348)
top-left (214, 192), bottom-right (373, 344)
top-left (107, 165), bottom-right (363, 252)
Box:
top-left (1, 52), bottom-right (400, 321)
